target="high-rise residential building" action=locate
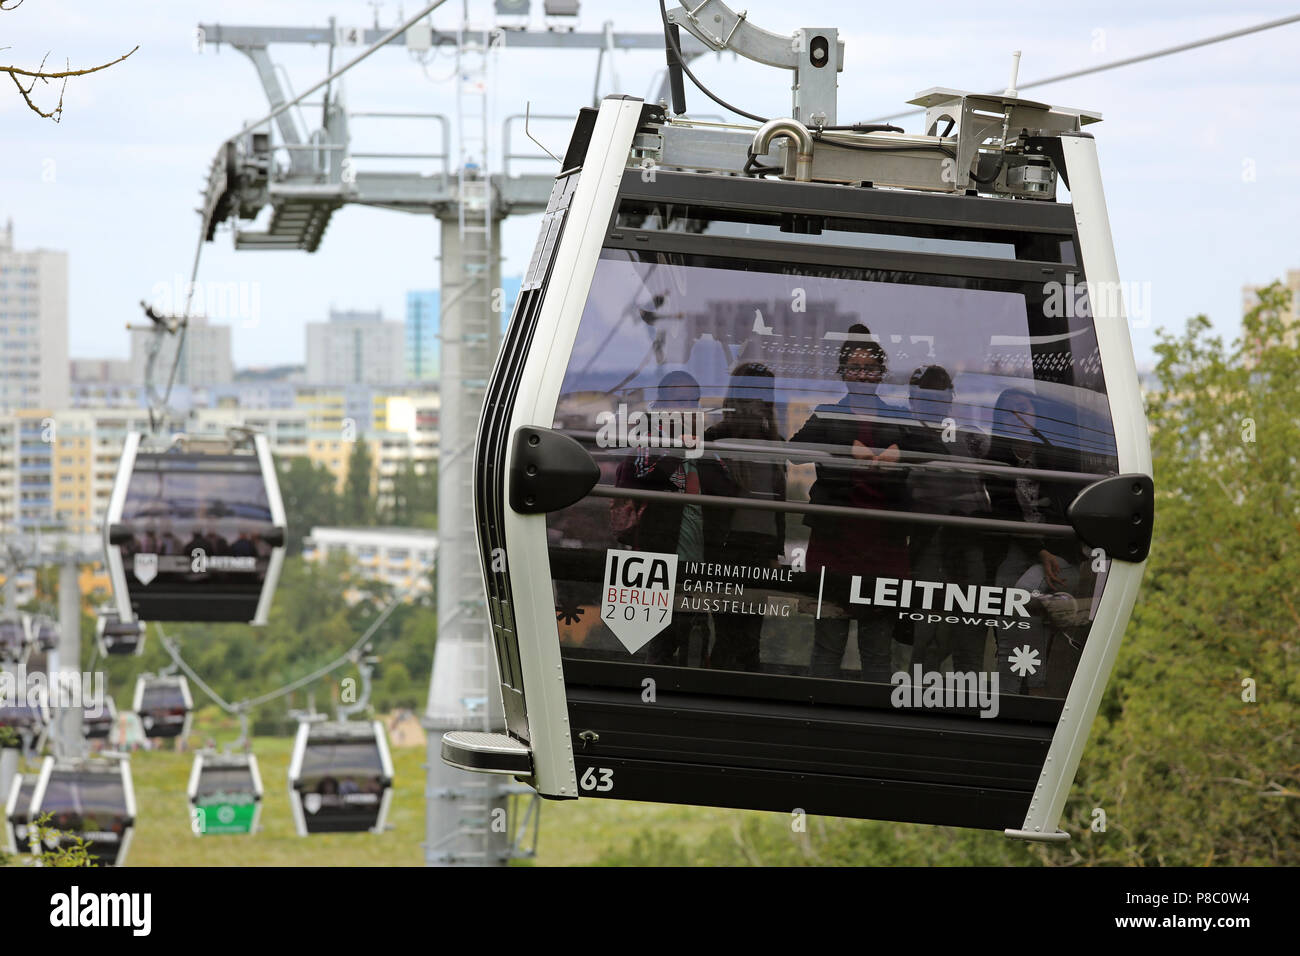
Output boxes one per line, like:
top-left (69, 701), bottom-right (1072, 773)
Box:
top-left (0, 219), bottom-right (69, 412)
top-left (405, 278), bottom-right (521, 382)
top-left (129, 314), bottom-right (233, 387)
top-left (306, 307), bottom-right (406, 385)
top-left (406, 290), bottom-right (439, 381)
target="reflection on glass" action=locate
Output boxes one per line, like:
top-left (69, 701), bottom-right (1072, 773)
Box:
top-left (545, 249), bottom-right (1118, 708)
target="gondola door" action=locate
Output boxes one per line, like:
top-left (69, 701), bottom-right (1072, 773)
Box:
top-left (450, 96), bottom-right (1152, 840)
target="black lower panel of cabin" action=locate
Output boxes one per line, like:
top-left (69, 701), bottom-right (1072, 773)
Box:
top-left (130, 592), bottom-right (260, 622)
top-left (300, 810), bottom-right (381, 834)
top-left (565, 685), bottom-right (1049, 830)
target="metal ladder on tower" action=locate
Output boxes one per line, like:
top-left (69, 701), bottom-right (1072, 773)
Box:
top-left (454, 13), bottom-right (494, 735)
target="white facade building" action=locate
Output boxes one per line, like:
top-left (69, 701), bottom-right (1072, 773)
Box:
top-left (306, 309), bottom-right (406, 385)
top-left (129, 314), bottom-right (233, 386)
top-left (303, 526), bottom-right (437, 601)
top-left (0, 220), bottom-right (69, 412)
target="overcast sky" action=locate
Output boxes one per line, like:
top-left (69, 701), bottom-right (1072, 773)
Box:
top-left (2, 0), bottom-right (1297, 370)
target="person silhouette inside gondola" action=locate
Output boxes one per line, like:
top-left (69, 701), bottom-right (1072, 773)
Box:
top-left (231, 532), bottom-right (257, 558)
top-left (614, 370), bottom-right (712, 667)
top-left (900, 365), bottom-right (990, 677)
top-left (985, 387), bottom-right (1081, 695)
top-left (790, 325), bottom-right (909, 683)
top-left (703, 362), bottom-right (786, 672)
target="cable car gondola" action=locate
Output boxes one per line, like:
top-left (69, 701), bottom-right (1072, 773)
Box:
top-left (187, 751), bottom-right (263, 836)
top-left (28, 756), bottom-right (136, 866)
top-left (96, 608), bottom-right (146, 657)
top-left (83, 696), bottom-right (118, 741)
top-left (0, 615), bottom-right (31, 664)
top-left (0, 692), bottom-right (49, 739)
top-left (30, 617), bottom-right (58, 653)
top-left (3, 774), bottom-right (36, 854)
top-left (103, 431), bottom-right (287, 624)
top-left (288, 720), bottom-right (393, 836)
top-left (443, 12), bottom-right (1153, 843)
top-left (132, 675), bottom-right (193, 740)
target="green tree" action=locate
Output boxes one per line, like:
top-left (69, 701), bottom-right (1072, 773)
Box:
top-left (342, 437), bottom-right (376, 526)
top-left (1061, 280), bottom-right (1300, 865)
top-left (383, 459), bottom-right (438, 529)
top-left (278, 457), bottom-right (342, 554)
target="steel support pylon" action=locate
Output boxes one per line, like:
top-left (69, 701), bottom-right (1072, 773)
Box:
top-left (423, 6), bottom-right (511, 867)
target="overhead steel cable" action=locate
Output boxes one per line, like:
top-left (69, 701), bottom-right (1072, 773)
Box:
top-left (864, 11), bottom-right (1300, 124)
top-left (155, 582), bottom-right (415, 717)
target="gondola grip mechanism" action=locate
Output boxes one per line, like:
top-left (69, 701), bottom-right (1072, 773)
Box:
top-left (508, 426), bottom-right (600, 515)
top-left (1066, 473), bottom-right (1154, 562)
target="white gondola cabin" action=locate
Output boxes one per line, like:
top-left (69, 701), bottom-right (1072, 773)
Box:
top-left (187, 751), bottom-right (263, 836)
top-left (28, 756), bottom-right (136, 866)
top-left (96, 608), bottom-right (146, 657)
top-left (442, 5), bottom-right (1153, 843)
top-left (132, 675), bottom-right (193, 741)
top-left (0, 616), bottom-right (31, 665)
top-left (83, 696), bottom-right (118, 741)
top-left (287, 720), bottom-right (394, 836)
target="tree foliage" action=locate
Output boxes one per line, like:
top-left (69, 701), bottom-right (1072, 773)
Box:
top-left (342, 438), bottom-right (376, 527)
top-left (1059, 280), bottom-right (1300, 865)
top-left (96, 555), bottom-right (436, 735)
top-left (384, 459), bottom-right (438, 529)
top-left (278, 457), bottom-right (342, 555)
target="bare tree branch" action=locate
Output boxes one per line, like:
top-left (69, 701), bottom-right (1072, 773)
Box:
top-left (1, 0), bottom-right (138, 122)
top-left (2, 43), bottom-right (137, 80)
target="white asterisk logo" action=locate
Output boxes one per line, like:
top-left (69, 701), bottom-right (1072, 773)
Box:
top-left (1009, 645), bottom-right (1041, 677)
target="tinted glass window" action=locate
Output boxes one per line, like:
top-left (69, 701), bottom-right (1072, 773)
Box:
top-left (41, 772), bottom-right (127, 816)
top-left (119, 456), bottom-right (275, 587)
top-left (300, 740), bottom-right (384, 779)
top-left (545, 247), bottom-right (1116, 707)
top-left (195, 766), bottom-right (255, 799)
top-left (139, 684), bottom-right (186, 711)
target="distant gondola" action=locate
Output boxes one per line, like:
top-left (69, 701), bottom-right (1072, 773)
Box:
top-left (30, 617), bottom-right (58, 653)
top-left (103, 431), bottom-right (287, 624)
top-left (187, 751), bottom-right (263, 836)
top-left (132, 675), bottom-right (193, 740)
top-left (0, 693), bottom-right (49, 738)
top-left (0, 616), bottom-right (30, 664)
top-left (28, 756), bottom-right (136, 866)
top-left (83, 696), bottom-right (118, 741)
top-left (96, 609), bottom-right (146, 657)
top-left (287, 720), bottom-right (393, 836)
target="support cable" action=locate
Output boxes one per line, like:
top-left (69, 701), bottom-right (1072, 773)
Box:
top-left (155, 583), bottom-right (413, 717)
top-left (864, 12), bottom-right (1300, 124)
